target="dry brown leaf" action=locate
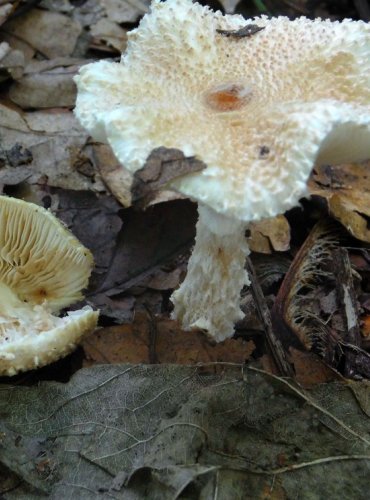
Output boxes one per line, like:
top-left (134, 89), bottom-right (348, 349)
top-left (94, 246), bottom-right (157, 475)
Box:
top-left (9, 60), bottom-right (82, 108)
top-left (82, 314), bottom-right (255, 366)
top-left (146, 268), bottom-right (182, 291)
top-left (92, 144), bottom-right (133, 207)
top-left (132, 147), bottom-right (206, 203)
top-left (0, 103), bottom-right (105, 192)
top-left (249, 215), bottom-right (291, 254)
top-left (83, 322), bottom-right (149, 366)
top-left (361, 315), bottom-right (370, 338)
top-left (90, 18), bottom-right (128, 52)
top-left (93, 145), bottom-right (186, 208)
top-left (309, 161), bottom-right (370, 242)
top-left (101, 0), bottom-right (149, 24)
top-left (3, 9), bottom-right (82, 58)
top-left (289, 348), bottom-right (342, 388)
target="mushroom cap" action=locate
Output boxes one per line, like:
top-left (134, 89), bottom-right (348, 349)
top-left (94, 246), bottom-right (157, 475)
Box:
top-left (0, 305), bottom-right (98, 376)
top-left (0, 196), bottom-right (98, 375)
top-left (74, 0), bottom-right (370, 222)
top-left (0, 196), bottom-right (94, 312)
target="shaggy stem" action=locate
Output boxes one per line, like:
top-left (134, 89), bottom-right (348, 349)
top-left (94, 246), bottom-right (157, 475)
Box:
top-left (171, 205), bottom-right (250, 342)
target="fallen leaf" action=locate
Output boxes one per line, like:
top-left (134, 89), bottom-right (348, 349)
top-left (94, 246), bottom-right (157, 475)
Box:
top-left (92, 143), bottom-right (133, 207)
top-left (1, 364), bottom-right (369, 498)
top-left (83, 313), bottom-right (255, 365)
top-left (3, 9), bottom-right (82, 58)
top-left (249, 215), bottom-right (291, 254)
top-left (289, 348), bottom-right (341, 388)
top-left (361, 315), bottom-right (370, 338)
top-left (90, 18), bottom-right (128, 52)
top-left (91, 200), bottom-right (197, 309)
top-left (0, 103), bottom-right (105, 192)
top-left (0, 41), bottom-right (24, 81)
top-left (132, 147), bottom-right (206, 203)
top-left (9, 60), bottom-right (83, 108)
top-left (101, 0), bottom-right (150, 24)
top-left (309, 161), bottom-right (370, 242)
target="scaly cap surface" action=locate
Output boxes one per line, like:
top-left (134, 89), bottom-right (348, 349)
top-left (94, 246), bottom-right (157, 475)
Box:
top-left (74, 0), bottom-right (370, 221)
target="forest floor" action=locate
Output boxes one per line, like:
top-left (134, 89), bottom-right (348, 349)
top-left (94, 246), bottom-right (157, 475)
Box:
top-left (0, 1), bottom-right (370, 498)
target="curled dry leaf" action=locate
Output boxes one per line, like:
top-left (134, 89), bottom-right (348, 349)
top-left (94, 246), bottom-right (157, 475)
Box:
top-left (248, 214), bottom-right (291, 254)
top-left (309, 161), bottom-right (370, 243)
top-left (132, 147), bottom-right (206, 203)
top-left (90, 18), bottom-right (128, 53)
top-left (92, 143), bottom-right (133, 207)
top-left (93, 145), bottom-right (188, 208)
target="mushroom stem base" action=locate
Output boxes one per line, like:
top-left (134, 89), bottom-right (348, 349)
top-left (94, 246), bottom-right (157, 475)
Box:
top-left (171, 204), bottom-right (250, 342)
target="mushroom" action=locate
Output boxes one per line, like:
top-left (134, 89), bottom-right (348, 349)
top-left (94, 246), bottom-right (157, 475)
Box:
top-left (0, 196), bottom-right (98, 375)
top-left (74, 0), bottom-right (370, 342)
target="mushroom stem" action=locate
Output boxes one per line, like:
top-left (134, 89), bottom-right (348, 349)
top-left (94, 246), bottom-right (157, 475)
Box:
top-left (171, 204), bottom-right (250, 342)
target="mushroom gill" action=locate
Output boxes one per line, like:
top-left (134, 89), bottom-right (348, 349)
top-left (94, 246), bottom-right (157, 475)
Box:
top-left (0, 196), bottom-right (98, 375)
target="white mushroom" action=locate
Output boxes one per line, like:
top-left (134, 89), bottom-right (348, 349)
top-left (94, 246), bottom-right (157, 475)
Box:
top-left (74, 0), bottom-right (370, 342)
top-left (0, 196), bottom-right (98, 375)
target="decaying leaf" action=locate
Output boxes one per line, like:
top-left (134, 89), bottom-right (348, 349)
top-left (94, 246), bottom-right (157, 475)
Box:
top-left (8, 57), bottom-right (88, 109)
top-left (83, 313), bottom-right (255, 366)
top-left (272, 221), bottom-right (339, 352)
top-left (0, 41), bottom-right (24, 81)
top-left (289, 348), bottom-right (342, 387)
top-left (101, 0), bottom-right (150, 23)
top-left (92, 143), bottom-right (133, 207)
top-left (132, 147), bottom-right (207, 203)
top-left (249, 215), bottom-right (291, 254)
top-left (0, 364), bottom-right (370, 498)
top-left (89, 200), bottom-right (197, 319)
top-left (9, 66), bottom-right (76, 109)
top-left (0, 103), bottom-right (105, 192)
top-left (90, 18), bottom-right (128, 52)
top-left (309, 161), bottom-right (370, 243)
top-left (2, 9), bottom-right (82, 58)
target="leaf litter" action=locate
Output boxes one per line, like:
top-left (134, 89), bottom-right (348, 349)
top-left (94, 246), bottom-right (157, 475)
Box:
top-left (0, 0), bottom-right (370, 497)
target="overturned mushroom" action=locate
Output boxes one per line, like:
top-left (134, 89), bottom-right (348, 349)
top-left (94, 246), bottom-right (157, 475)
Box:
top-left (0, 196), bottom-right (98, 375)
top-left (74, 0), bottom-right (370, 341)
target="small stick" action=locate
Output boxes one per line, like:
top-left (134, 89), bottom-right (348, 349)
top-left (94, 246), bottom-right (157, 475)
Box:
top-left (245, 256), bottom-right (294, 377)
top-left (143, 304), bottom-right (158, 364)
top-left (333, 248), bottom-right (361, 378)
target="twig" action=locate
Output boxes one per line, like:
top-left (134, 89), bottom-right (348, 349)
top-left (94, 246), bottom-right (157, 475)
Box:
top-left (333, 248), bottom-right (361, 378)
top-left (245, 256), bottom-right (294, 377)
top-left (144, 304), bottom-right (158, 364)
